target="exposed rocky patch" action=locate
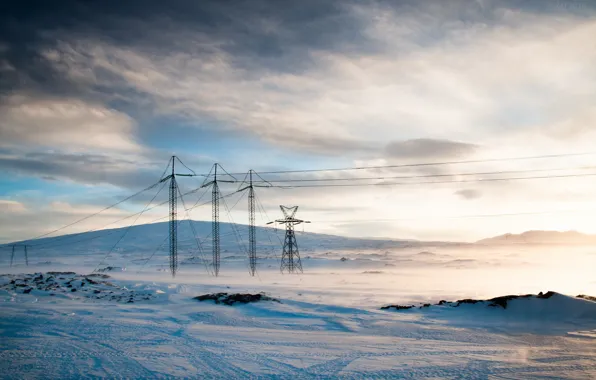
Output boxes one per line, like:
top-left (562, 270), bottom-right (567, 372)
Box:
top-left (96, 266), bottom-right (125, 273)
top-left (194, 292), bottom-right (280, 306)
top-left (382, 291), bottom-right (561, 311)
top-left (381, 304), bottom-right (414, 310)
top-left (0, 272), bottom-right (155, 303)
top-left (577, 294), bottom-right (596, 302)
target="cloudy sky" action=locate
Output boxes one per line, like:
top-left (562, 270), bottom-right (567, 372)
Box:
top-left (1, 0), bottom-right (596, 244)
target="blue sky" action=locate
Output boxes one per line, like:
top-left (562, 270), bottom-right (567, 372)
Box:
top-left (1, 0), bottom-right (596, 243)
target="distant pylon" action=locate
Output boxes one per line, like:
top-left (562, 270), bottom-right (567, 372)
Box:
top-left (10, 244), bottom-right (29, 267)
top-left (268, 206), bottom-right (310, 274)
top-left (201, 163), bottom-right (235, 276)
top-left (169, 156), bottom-right (178, 277)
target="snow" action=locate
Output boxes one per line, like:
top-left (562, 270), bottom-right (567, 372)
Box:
top-left (2, 223), bottom-right (596, 377)
top-left (1, 271), bottom-right (596, 378)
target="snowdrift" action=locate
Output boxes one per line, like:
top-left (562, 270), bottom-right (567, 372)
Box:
top-left (382, 291), bottom-right (596, 334)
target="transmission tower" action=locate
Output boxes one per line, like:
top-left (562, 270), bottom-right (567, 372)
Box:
top-left (201, 163), bottom-right (235, 276)
top-left (169, 156), bottom-right (178, 277)
top-left (10, 244), bottom-right (29, 267)
top-left (268, 206), bottom-right (310, 274)
top-left (247, 172), bottom-right (256, 276)
top-left (238, 170), bottom-right (272, 276)
top-left (158, 156), bottom-right (196, 278)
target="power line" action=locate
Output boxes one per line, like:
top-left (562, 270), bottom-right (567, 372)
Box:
top-left (267, 172), bottom-right (596, 189)
top-left (9, 153), bottom-right (596, 249)
top-left (254, 191), bottom-right (282, 261)
top-left (0, 161), bottom-right (172, 249)
top-left (251, 165), bottom-right (596, 183)
top-left (199, 151), bottom-right (596, 177)
top-left (29, 189), bottom-right (242, 252)
top-left (93, 178), bottom-right (169, 273)
top-left (177, 183), bottom-right (213, 276)
top-left (175, 156), bottom-right (197, 176)
top-left (29, 184), bottom-right (211, 249)
top-left (1, 181), bottom-right (163, 248)
top-left (9, 170), bottom-right (596, 251)
top-left (314, 208), bottom-right (596, 223)
top-left (220, 191), bottom-right (251, 275)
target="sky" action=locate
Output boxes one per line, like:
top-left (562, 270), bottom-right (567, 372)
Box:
top-left (1, 0), bottom-right (596, 243)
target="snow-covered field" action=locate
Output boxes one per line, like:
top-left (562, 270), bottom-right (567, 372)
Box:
top-left (2, 225), bottom-right (596, 378)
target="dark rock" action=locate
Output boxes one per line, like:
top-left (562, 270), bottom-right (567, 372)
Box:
top-left (71, 289), bottom-right (77, 292)
top-left (47, 272), bottom-right (76, 276)
top-left (194, 292), bottom-right (280, 306)
top-left (381, 304), bottom-right (414, 310)
top-left (94, 290), bottom-right (101, 294)
top-left (537, 291), bottom-right (556, 299)
top-left (340, 257), bottom-right (348, 262)
top-left (577, 294), bottom-right (596, 302)
top-left (455, 299), bottom-right (481, 307)
top-left (23, 288), bottom-right (32, 294)
top-left (487, 294), bottom-right (533, 309)
top-left (386, 292), bottom-right (561, 311)
top-left (86, 274), bottom-right (111, 279)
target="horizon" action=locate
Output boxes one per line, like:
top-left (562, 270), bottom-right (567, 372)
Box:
top-left (2, 0), bottom-right (596, 243)
top-left (3, 217), bottom-right (596, 246)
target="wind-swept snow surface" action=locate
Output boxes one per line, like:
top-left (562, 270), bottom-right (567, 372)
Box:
top-left (2, 225), bottom-right (596, 378)
top-left (1, 273), bottom-right (596, 378)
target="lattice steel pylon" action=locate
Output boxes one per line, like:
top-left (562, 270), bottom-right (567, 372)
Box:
top-left (238, 170), bottom-right (272, 277)
top-left (169, 156), bottom-right (178, 277)
top-left (201, 163), bottom-right (235, 276)
top-left (212, 178), bottom-right (220, 276)
top-left (248, 177), bottom-right (256, 276)
top-left (10, 244), bottom-right (29, 267)
top-left (267, 206), bottom-right (310, 274)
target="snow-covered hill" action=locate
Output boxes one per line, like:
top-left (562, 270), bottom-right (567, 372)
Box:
top-left (477, 230), bottom-right (596, 245)
top-left (6, 220), bottom-right (441, 256)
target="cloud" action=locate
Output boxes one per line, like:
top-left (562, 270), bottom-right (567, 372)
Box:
top-left (454, 189), bottom-right (482, 200)
top-left (1, 0), bottom-right (596, 241)
top-left (0, 95), bottom-right (141, 153)
top-left (25, 3), bottom-right (593, 158)
top-left (0, 149), bottom-right (162, 189)
top-left (384, 139), bottom-right (478, 160)
top-left (0, 200), bottom-right (27, 213)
